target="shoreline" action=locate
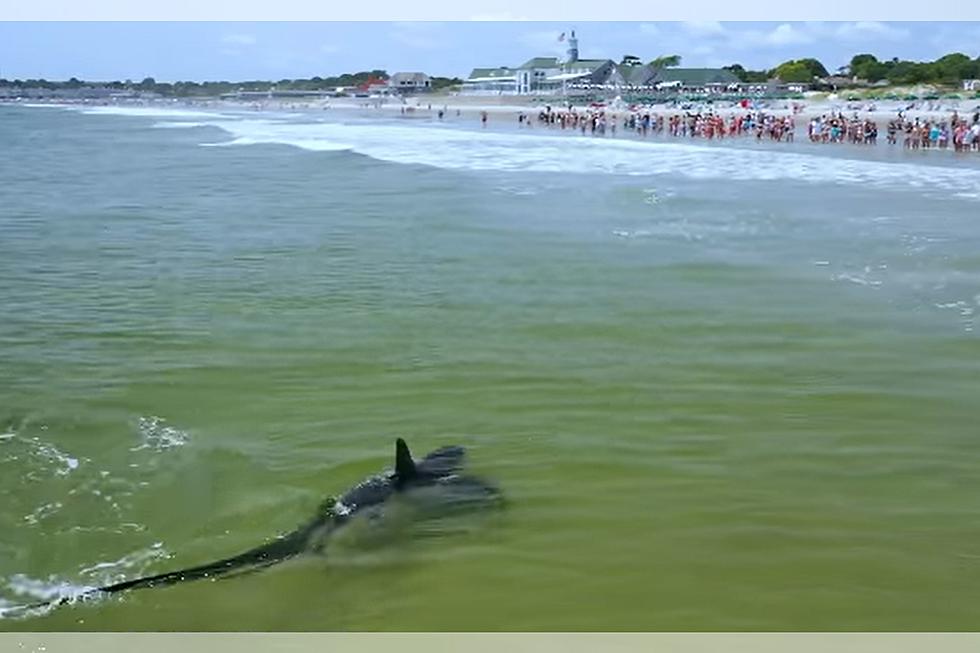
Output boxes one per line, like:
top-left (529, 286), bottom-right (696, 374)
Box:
top-left (6, 94), bottom-right (980, 160)
top-left (9, 91), bottom-right (980, 122)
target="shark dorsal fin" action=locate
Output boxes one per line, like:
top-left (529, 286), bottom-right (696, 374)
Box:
top-left (395, 438), bottom-right (417, 480)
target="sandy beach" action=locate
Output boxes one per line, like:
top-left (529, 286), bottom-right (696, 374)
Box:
top-left (195, 90), bottom-right (980, 126)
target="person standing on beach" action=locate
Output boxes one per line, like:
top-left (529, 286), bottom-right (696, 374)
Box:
top-left (481, 111), bottom-right (487, 127)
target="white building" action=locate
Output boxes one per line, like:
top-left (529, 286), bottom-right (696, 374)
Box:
top-left (462, 30), bottom-right (615, 96)
top-left (515, 57), bottom-right (562, 94)
top-left (462, 67), bottom-right (519, 95)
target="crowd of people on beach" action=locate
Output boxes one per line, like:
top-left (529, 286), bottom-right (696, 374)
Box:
top-left (894, 111), bottom-right (980, 151)
top-left (505, 103), bottom-right (980, 152)
top-left (516, 106), bottom-right (798, 143)
top-left (804, 110), bottom-right (980, 151)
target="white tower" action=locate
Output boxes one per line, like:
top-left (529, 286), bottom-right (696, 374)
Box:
top-left (567, 29), bottom-right (579, 64)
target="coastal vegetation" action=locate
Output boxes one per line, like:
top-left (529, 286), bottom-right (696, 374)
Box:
top-left (722, 53), bottom-right (980, 86)
top-left (846, 53), bottom-right (980, 84)
top-left (0, 70), bottom-right (463, 97)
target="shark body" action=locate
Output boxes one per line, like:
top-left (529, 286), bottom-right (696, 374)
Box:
top-left (14, 438), bottom-right (501, 613)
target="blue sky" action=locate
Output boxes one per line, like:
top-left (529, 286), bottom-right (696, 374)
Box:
top-left (2, 22), bottom-right (979, 82)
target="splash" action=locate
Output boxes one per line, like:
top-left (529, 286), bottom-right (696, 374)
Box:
top-left (0, 543), bottom-right (171, 620)
top-left (133, 416), bottom-right (188, 452)
top-left (3, 432), bottom-right (81, 479)
top-left (0, 574), bottom-right (100, 619)
top-left (31, 438), bottom-right (80, 476)
top-left (79, 541), bottom-right (169, 579)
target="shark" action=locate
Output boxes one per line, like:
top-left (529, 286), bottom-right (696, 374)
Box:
top-left (8, 438), bottom-right (502, 615)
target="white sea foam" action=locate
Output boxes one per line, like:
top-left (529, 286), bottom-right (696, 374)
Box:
top-left (935, 299), bottom-right (978, 332)
top-left (64, 106), bottom-right (980, 193)
top-left (133, 416), bottom-right (188, 451)
top-left (16, 103), bottom-right (75, 109)
top-left (0, 542), bottom-right (170, 619)
top-left (25, 437), bottom-right (79, 477)
top-left (2, 573), bottom-right (98, 618)
top-left (835, 273), bottom-right (884, 287)
top-left (153, 121), bottom-right (208, 129)
top-left (23, 502), bottom-right (63, 526)
top-left (77, 105), bottom-right (234, 120)
top-left (79, 541), bottom-right (169, 579)
top-left (183, 117), bottom-right (980, 195)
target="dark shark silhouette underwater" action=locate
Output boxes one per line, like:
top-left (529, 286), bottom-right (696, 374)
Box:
top-left (8, 438), bottom-right (503, 615)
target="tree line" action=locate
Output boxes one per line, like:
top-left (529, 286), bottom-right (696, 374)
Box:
top-left (723, 53), bottom-right (980, 85)
top-left (0, 70), bottom-right (464, 96)
top-left (636, 52), bottom-right (980, 86)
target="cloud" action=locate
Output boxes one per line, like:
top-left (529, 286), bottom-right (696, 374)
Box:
top-left (221, 34), bottom-right (256, 46)
top-left (835, 21), bottom-right (908, 41)
top-left (681, 21), bottom-right (726, 37)
top-left (763, 23), bottom-right (815, 46)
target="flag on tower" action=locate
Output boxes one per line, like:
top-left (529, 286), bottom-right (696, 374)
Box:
top-left (558, 32), bottom-right (565, 42)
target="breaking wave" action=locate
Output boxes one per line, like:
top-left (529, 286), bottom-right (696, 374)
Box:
top-left (76, 105), bottom-right (237, 120)
top-left (153, 121), bottom-right (209, 129)
top-left (55, 104), bottom-right (980, 195)
top-left (191, 117), bottom-right (980, 195)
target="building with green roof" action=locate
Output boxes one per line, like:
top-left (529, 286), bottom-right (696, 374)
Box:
top-left (518, 57), bottom-right (561, 70)
top-left (463, 31), bottom-right (740, 96)
top-left (463, 29), bottom-right (611, 95)
top-left (462, 67), bottom-right (519, 94)
top-left (648, 68), bottom-right (741, 89)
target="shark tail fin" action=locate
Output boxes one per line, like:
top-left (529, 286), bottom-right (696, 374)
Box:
top-left (395, 438), bottom-right (417, 481)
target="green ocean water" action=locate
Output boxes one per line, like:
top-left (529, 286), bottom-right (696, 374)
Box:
top-left (1, 104), bottom-right (979, 630)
